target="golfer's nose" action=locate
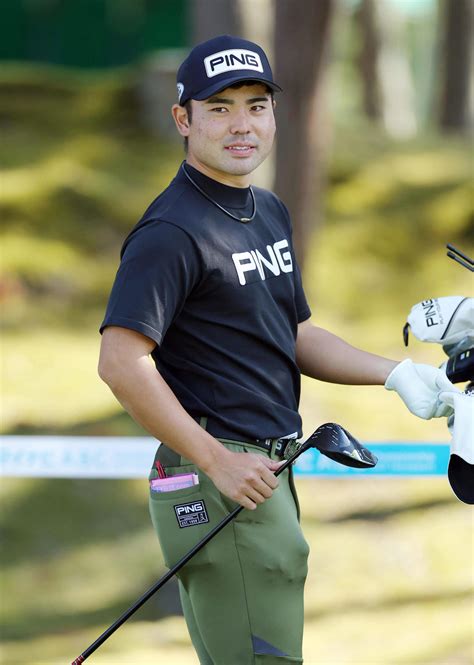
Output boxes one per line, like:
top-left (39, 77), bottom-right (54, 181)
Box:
top-left (229, 108), bottom-right (251, 134)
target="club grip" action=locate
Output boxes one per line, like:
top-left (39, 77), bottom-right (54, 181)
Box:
top-left (71, 656), bottom-right (85, 664)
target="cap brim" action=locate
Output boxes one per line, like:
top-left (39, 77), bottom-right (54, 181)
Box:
top-left (192, 75), bottom-right (282, 101)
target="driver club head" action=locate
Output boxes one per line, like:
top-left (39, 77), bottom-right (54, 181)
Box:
top-left (307, 422), bottom-right (378, 469)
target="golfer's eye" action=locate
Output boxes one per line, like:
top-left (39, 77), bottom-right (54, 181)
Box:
top-left (210, 107), bottom-right (229, 113)
top-left (250, 105), bottom-right (266, 112)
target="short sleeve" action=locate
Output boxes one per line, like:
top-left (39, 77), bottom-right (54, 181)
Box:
top-left (100, 221), bottom-right (201, 345)
top-left (293, 260), bottom-right (311, 323)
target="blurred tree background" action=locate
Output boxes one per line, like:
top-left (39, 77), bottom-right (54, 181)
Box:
top-left (1, 1), bottom-right (473, 663)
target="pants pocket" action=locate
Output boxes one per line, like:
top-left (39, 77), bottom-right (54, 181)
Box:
top-left (149, 483), bottom-right (213, 570)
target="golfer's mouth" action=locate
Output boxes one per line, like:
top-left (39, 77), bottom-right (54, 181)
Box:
top-left (224, 144), bottom-right (256, 156)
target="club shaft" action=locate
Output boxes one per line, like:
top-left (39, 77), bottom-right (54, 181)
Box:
top-left (446, 243), bottom-right (474, 266)
top-left (71, 444), bottom-right (306, 663)
top-left (447, 252), bottom-right (474, 272)
top-left (73, 508), bottom-right (243, 662)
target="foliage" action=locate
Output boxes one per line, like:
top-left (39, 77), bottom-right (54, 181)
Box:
top-left (0, 64), bottom-right (180, 334)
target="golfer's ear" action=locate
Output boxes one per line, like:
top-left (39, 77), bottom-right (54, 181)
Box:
top-left (172, 104), bottom-right (190, 138)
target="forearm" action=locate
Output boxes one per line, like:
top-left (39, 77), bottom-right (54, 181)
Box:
top-left (296, 323), bottom-right (398, 385)
top-left (99, 343), bottom-right (225, 475)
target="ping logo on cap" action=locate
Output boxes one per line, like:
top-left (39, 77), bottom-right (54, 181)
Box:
top-left (204, 49), bottom-right (264, 78)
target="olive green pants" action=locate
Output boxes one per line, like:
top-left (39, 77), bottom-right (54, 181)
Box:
top-left (148, 441), bottom-right (309, 664)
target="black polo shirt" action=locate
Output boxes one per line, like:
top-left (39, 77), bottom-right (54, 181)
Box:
top-left (101, 163), bottom-right (311, 441)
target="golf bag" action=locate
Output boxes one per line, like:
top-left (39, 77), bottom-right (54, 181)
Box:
top-left (403, 245), bottom-right (473, 504)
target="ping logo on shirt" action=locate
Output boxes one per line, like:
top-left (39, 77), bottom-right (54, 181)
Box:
top-left (232, 239), bottom-right (294, 286)
top-left (174, 500), bottom-right (209, 528)
top-left (204, 49), bottom-right (264, 78)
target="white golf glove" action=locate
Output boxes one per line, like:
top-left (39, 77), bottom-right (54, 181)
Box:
top-left (385, 358), bottom-right (460, 419)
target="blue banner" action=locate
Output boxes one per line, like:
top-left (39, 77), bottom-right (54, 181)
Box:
top-left (0, 437), bottom-right (450, 478)
top-left (293, 443), bottom-right (450, 476)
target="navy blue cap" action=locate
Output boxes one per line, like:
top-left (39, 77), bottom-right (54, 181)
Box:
top-left (176, 35), bottom-right (282, 106)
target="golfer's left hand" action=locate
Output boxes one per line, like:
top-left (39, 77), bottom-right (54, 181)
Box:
top-left (385, 358), bottom-right (460, 419)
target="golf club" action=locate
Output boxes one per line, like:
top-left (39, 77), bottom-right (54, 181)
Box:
top-left (446, 243), bottom-right (474, 272)
top-left (71, 422), bottom-right (377, 663)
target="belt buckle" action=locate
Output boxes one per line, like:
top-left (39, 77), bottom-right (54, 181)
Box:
top-left (282, 438), bottom-right (300, 461)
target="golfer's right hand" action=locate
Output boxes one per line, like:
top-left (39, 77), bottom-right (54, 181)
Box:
top-left (206, 449), bottom-right (284, 510)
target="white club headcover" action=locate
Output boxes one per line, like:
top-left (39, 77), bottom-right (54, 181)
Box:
top-left (439, 390), bottom-right (474, 505)
top-left (385, 358), bottom-right (460, 419)
top-left (405, 296), bottom-right (473, 346)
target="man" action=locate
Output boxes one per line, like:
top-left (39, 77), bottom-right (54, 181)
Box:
top-left (98, 35), bottom-right (455, 665)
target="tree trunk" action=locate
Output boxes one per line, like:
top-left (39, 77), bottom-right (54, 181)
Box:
top-left (439, 0), bottom-right (473, 132)
top-left (375, 0), bottom-right (417, 139)
top-left (356, 0), bottom-right (382, 121)
top-left (190, 0), bottom-right (241, 43)
top-left (273, 0), bottom-right (335, 267)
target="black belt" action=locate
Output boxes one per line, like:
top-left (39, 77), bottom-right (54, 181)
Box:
top-left (194, 416), bottom-right (298, 458)
top-left (258, 437), bottom-right (297, 456)
top-left (218, 435), bottom-right (298, 458)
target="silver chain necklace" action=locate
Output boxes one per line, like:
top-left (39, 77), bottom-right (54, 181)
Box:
top-left (181, 163), bottom-right (256, 224)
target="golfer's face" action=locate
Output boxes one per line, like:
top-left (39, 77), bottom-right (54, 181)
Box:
top-left (186, 84), bottom-right (276, 185)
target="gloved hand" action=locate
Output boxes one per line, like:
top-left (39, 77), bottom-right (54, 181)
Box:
top-left (385, 358), bottom-right (460, 419)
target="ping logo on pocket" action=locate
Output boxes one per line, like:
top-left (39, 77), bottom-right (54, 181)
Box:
top-left (174, 500), bottom-right (209, 528)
